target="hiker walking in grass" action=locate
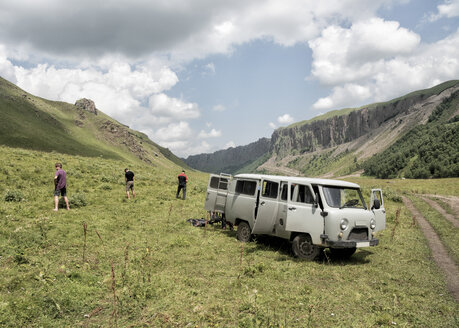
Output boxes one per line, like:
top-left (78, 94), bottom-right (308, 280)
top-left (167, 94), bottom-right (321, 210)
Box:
top-left (176, 170), bottom-right (188, 200)
top-left (125, 168), bottom-right (135, 199)
top-left (54, 163), bottom-right (69, 211)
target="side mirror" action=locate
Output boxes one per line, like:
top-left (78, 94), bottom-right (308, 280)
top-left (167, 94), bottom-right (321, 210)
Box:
top-left (372, 199), bottom-right (381, 210)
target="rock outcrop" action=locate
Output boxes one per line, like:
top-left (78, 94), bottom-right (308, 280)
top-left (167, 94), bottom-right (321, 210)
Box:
top-left (75, 98), bottom-right (97, 115)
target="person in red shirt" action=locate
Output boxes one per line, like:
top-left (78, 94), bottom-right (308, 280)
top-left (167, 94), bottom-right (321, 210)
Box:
top-left (176, 170), bottom-right (188, 200)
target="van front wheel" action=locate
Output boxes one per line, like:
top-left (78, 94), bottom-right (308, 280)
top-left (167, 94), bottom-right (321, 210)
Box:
top-left (236, 221), bottom-right (252, 242)
top-left (292, 234), bottom-right (321, 260)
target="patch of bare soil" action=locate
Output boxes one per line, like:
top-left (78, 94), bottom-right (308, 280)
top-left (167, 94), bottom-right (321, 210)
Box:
top-left (420, 196), bottom-right (459, 228)
top-left (402, 196), bottom-right (459, 301)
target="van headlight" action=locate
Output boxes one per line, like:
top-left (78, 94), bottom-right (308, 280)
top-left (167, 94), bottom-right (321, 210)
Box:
top-left (340, 218), bottom-right (349, 230)
top-left (370, 219), bottom-right (376, 230)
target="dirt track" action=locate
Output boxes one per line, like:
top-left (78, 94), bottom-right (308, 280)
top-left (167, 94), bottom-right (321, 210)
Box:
top-left (420, 196), bottom-right (459, 228)
top-left (402, 196), bottom-right (459, 301)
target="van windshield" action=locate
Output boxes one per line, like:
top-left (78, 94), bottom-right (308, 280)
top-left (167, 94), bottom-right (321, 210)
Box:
top-left (322, 186), bottom-right (367, 209)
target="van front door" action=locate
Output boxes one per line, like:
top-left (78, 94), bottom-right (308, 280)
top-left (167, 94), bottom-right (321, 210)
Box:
top-left (251, 179), bottom-right (280, 234)
top-left (370, 189), bottom-right (386, 232)
top-left (285, 181), bottom-right (323, 245)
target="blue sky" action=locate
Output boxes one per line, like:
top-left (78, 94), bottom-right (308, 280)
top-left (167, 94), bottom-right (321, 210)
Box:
top-left (0, 0), bottom-right (458, 157)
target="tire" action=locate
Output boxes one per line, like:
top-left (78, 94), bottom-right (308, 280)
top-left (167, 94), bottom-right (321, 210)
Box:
top-left (236, 221), bottom-right (252, 242)
top-left (292, 234), bottom-right (321, 260)
top-left (329, 247), bottom-right (356, 259)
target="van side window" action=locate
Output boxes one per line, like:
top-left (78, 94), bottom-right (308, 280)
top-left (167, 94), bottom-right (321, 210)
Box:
top-left (262, 180), bottom-right (279, 199)
top-left (293, 184), bottom-right (314, 204)
top-left (281, 184), bottom-right (288, 201)
top-left (235, 180), bottom-right (257, 195)
top-left (209, 177), bottom-right (228, 190)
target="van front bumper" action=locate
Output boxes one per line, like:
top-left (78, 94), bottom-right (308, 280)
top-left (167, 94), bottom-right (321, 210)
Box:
top-left (322, 238), bottom-right (379, 248)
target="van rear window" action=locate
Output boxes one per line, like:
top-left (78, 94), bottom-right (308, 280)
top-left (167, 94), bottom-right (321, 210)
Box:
top-left (235, 180), bottom-right (257, 195)
top-left (209, 177), bottom-right (228, 190)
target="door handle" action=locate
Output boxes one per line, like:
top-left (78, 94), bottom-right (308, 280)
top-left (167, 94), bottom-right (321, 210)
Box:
top-left (260, 201), bottom-right (266, 205)
top-left (288, 207), bottom-right (296, 211)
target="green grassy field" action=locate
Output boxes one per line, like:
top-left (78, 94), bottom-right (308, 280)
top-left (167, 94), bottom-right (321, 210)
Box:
top-left (0, 146), bottom-right (458, 327)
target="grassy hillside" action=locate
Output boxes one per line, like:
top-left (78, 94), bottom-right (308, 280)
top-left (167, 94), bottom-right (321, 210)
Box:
top-left (0, 145), bottom-right (457, 327)
top-left (0, 77), bottom-right (188, 168)
top-left (362, 90), bottom-right (459, 178)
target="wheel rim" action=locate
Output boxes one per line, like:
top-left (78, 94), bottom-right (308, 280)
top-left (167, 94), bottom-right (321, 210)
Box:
top-left (240, 225), bottom-right (250, 240)
top-left (298, 237), bottom-right (314, 256)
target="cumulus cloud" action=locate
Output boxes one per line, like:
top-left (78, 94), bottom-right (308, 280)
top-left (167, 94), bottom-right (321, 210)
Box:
top-left (268, 122), bottom-right (277, 129)
top-left (0, 0), bottom-right (395, 64)
top-left (149, 93), bottom-right (200, 120)
top-left (309, 18), bottom-right (421, 85)
top-left (277, 114), bottom-right (294, 125)
top-left (310, 19), bottom-right (459, 110)
top-left (224, 141), bottom-right (236, 149)
top-left (429, 0), bottom-right (459, 21)
top-left (198, 128), bottom-right (222, 138)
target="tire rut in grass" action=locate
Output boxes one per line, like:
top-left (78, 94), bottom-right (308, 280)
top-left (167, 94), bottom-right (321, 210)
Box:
top-left (420, 196), bottom-right (459, 228)
top-left (402, 196), bottom-right (459, 301)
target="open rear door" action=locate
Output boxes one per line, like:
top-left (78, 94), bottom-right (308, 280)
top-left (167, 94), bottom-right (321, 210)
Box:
top-left (370, 189), bottom-right (386, 231)
top-left (285, 181), bottom-right (323, 244)
top-left (204, 174), bottom-right (231, 213)
top-left (251, 178), bottom-right (280, 234)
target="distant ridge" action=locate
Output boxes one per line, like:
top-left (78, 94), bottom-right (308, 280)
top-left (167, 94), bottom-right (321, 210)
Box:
top-left (184, 138), bottom-right (271, 174)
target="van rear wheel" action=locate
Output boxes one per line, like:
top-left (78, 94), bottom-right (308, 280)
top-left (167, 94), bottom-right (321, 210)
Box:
top-left (236, 221), bottom-right (252, 242)
top-left (292, 234), bottom-right (321, 260)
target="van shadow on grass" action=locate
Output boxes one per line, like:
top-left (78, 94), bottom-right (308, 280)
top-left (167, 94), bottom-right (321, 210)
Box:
top-left (217, 228), bottom-right (374, 265)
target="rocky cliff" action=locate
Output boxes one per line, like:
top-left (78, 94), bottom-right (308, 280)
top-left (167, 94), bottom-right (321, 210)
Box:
top-left (270, 81), bottom-right (459, 159)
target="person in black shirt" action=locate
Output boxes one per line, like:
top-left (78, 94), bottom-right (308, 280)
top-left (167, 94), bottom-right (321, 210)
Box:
top-left (124, 168), bottom-right (135, 200)
top-left (176, 170), bottom-right (188, 200)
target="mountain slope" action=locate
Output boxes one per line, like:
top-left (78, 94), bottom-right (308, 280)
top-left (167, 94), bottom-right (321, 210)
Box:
top-left (362, 90), bottom-right (459, 178)
top-left (0, 77), bottom-right (188, 168)
top-left (184, 80), bottom-right (459, 177)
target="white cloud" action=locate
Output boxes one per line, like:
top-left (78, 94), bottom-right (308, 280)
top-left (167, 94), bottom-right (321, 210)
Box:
top-left (225, 141), bottom-right (236, 149)
top-left (152, 121), bottom-right (193, 143)
top-left (198, 128), bottom-right (222, 138)
top-left (313, 84), bottom-right (371, 110)
top-left (310, 19), bottom-right (459, 110)
top-left (277, 114), bottom-right (294, 125)
top-left (204, 62), bottom-right (216, 75)
top-left (269, 122), bottom-right (277, 129)
top-left (213, 104), bottom-right (226, 111)
top-left (309, 18), bottom-right (421, 85)
top-left (429, 0), bottom-right (459, 21)
top-left (149, 93), bottom-right (200, 120)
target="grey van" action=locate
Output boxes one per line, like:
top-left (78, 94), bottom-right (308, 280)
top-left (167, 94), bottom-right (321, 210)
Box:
top-left (205, 173), bottom-right (385, 260)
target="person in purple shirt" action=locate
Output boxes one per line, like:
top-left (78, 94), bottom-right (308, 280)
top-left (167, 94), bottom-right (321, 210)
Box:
top-left (54, 163), bottom-right (69, 211)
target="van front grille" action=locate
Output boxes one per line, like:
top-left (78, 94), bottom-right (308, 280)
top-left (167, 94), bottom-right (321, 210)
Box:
top-left (348, 228), bottom-right (368, 241)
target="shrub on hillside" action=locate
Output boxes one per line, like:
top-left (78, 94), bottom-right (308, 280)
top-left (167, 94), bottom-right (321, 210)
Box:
top-left (4, 190), bottom-right (24, 202)
top-left (99, 183), bottom-right (112, 190)
top-left (58, 193), bottom-right (87, 208)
